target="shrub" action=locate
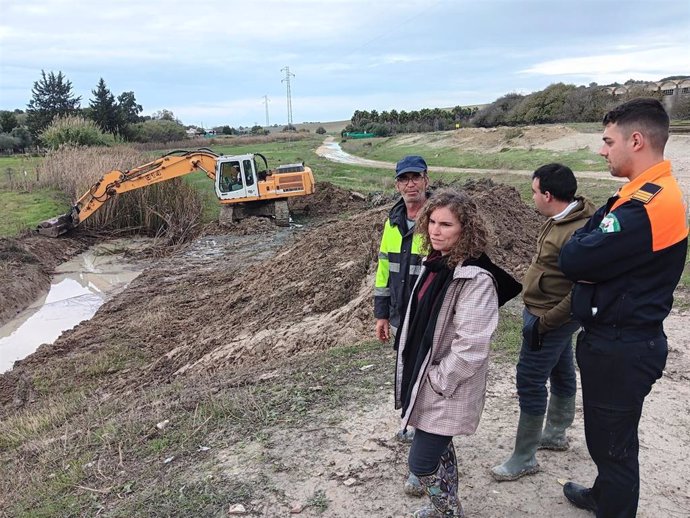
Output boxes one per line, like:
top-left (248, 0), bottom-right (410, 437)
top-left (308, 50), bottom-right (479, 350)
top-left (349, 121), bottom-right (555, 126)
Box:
top-left (250, 125), bottom-right (269, 136)
top-left (315, 126), bottom-right (327, 134)
top-left (39, 115), bottom-right (114, 149)
top-left (129, 119), bottom-right (187, 143)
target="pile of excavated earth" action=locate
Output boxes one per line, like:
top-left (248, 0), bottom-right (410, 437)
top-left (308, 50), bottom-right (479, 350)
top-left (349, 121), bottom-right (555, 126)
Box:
top-left (0, 180), bottom-right (540, 410)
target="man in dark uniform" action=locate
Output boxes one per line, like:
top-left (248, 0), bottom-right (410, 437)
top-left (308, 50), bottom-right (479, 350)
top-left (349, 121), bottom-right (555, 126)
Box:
top-left (559, 98), bottom-right (688, 517)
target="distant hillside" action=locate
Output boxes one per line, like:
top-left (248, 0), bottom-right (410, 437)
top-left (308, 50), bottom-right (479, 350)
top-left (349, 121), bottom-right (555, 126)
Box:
top-left (264, 120), bottom-right (349, 134)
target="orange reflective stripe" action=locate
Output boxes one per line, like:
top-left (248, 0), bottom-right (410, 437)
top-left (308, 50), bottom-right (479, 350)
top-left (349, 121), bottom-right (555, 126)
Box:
top-left (609, 161), bottom-right (688, 252)
top-left (645, 182), bottom-right (688, 251)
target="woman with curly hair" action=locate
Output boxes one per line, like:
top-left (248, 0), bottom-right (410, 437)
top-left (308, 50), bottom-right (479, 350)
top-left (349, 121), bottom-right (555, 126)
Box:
top-left (394, 189), bottom-right (520, 517)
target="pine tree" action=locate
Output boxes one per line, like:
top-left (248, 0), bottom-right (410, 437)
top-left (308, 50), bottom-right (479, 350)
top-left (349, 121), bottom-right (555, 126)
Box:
top-left (26, 70), bottom-right (81, 137)
top-left (89, 78), bottom-right (119, 135)
top-left (116, 91), bottom-right (143, 139)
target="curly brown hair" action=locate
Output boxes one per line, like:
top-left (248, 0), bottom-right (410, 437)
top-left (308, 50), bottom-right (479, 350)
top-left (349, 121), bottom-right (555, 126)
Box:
top-left (416, 189), bottom-right (489, 268)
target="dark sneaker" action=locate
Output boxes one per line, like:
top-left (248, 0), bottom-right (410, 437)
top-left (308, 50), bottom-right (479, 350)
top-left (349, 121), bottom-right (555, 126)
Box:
top-left (404, 472), bottom-right (425, 497)
top-left (395, 428), bottom-right (415, 443)
top-left (563, 481), bottom-right (598, 513)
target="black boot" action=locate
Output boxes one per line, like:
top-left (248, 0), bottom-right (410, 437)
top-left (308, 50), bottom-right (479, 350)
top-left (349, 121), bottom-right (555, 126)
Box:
top-left (563, 481), bottom-right (598, 513)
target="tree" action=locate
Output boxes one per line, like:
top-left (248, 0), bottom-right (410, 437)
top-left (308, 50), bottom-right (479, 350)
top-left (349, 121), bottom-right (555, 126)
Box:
top-left (669, 95), bottom-right (690, 120)
top-left (250, 125), bottom-right (269, 135)
top-left (151, 109), bottom-right (180, 123)
top-left (10, 127), bottom-right (33, 153)
top-left (117, 92), bottom-right (142, 124)
top-left (26, 70), bottom-right (81, 137)
top-left (0, 134), bottom-right (19, 153)
top-left (89, 78), bottom-right (120, 135)
top-left (0, 111), bottom-right (19, 133)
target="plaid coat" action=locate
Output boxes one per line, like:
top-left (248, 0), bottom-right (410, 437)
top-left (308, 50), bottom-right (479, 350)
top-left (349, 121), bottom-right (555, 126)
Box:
top-left (395, 263), bottom-right (499, 436)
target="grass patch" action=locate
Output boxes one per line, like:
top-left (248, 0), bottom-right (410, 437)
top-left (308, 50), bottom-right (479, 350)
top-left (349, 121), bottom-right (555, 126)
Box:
top-left (0, 188), bottom-right (70, 237)
top-left (306, 489), bottom-right (330, 513)
top-left (341, 137), bottom-right (607, 172)
top-left (491, 303), bottom-right (524, 362)
top-left (0, 155), bottom-right (42, 189)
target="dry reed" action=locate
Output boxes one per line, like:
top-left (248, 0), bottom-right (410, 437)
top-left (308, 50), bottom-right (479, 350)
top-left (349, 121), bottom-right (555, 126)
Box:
top-left (130, 132), bottom-right (311, 152)
top-left (37, 146), bottom-right (205, 243)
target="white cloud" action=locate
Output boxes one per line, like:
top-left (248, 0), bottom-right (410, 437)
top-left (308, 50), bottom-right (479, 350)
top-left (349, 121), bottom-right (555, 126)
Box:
top-left (522, 45), bottom-right (690, 84)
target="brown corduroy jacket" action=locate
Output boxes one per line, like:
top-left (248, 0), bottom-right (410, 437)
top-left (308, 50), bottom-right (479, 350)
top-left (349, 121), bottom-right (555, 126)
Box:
top-left (395, 264), bottom-right (498, 437)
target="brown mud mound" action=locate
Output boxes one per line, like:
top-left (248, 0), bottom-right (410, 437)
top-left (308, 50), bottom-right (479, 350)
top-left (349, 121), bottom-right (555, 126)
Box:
top-left (288, 181), bottom-right (369, 216)
top-left (453, 178), bottom-right (541, 278)
top-left (1, 180), bottom-right (539, 408)
top-left (0, 234), bottom-right (92, 326)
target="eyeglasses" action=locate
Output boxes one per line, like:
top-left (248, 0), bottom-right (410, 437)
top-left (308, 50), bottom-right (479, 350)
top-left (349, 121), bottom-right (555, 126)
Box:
top-left (396, 174), bottom-right (425, 185)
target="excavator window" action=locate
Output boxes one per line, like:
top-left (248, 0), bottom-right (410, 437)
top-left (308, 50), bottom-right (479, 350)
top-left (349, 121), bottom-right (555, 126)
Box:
top-left (243, 159), bottom-right (254, 187)
top-left (220, 161), bottom-right (244, 192)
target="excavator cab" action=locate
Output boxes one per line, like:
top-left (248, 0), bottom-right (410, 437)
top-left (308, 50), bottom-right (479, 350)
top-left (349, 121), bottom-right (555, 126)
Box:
top-left (216, 155), bottom-right (260, 200)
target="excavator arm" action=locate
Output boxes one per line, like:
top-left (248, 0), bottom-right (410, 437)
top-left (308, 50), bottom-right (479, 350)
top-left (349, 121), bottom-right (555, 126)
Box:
top-left (37, 149), bottom-right (220, 237)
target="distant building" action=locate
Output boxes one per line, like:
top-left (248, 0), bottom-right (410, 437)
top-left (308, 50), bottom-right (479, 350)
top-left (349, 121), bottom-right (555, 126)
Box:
top-left (602, 77), bottom-right (690, 111)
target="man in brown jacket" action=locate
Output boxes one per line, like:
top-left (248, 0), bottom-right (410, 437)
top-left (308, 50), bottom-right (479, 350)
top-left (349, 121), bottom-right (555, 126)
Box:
top-left (491, 163), bottom-right (595, 481)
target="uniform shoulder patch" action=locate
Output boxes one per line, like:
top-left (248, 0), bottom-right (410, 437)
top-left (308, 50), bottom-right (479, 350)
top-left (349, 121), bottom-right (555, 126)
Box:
top-left (631, 182), bottom-right (662, 204)
top-left (599, 213), bottom-right (621, 233)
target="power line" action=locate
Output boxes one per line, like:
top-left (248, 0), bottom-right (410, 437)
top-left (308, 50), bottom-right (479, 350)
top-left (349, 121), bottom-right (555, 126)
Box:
top-left (281, 66), bottom-right (295, 128)
top-left (261, 94), bottom-right (270, 126)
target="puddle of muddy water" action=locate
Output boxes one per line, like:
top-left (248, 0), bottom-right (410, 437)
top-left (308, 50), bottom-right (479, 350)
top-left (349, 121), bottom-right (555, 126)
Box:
top-left (0, 240), bottom-right (148, 373)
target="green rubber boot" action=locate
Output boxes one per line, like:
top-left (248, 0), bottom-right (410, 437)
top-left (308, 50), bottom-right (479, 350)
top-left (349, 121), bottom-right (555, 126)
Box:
top-left (539, 394), bottom-right (575, 451)
top-left (490, 412), bottom-right (544, 481)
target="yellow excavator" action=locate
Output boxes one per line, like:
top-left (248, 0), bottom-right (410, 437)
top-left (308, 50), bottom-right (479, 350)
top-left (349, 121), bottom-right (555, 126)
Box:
top-left (37, 148), bottom-right (316, 237)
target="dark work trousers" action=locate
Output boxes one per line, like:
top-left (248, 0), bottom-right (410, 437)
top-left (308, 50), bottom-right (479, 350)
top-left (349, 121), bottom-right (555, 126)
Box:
top-left (516, 308), bottom-right (580, 416)
top-left (408, 428), bottom-right (453, 476)
top-left (576, 328), bottom-right (667, 518)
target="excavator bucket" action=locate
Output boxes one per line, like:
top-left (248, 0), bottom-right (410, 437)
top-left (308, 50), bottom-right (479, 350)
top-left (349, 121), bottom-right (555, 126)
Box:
top-left (36, 213), bottom-right (74, 237)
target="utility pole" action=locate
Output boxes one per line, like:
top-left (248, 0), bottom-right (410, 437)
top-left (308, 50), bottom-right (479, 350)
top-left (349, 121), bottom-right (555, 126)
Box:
top-left (281, 66), bottom-right (295, 129)
top-left (262, 95), bottom-right (270, 127)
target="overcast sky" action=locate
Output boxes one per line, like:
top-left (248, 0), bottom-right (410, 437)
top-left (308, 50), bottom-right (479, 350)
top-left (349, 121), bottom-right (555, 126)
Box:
top-left (0, 0), bottom-right (688, 128)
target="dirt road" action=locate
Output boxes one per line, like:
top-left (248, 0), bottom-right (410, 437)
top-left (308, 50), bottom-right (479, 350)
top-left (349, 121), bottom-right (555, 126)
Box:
top-left (317, 130), bottom-right (690, 194)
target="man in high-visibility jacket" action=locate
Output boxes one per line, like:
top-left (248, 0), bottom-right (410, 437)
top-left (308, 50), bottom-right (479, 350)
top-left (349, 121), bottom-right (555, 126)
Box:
top-left (374, 155), bottom-right (429, 497)
top-left (375, 155), bottom-right (429, 343)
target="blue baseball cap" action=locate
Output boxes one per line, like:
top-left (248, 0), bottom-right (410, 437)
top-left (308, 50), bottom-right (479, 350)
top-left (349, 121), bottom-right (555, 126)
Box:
top-left (395, 155), bottom-right (427, 178)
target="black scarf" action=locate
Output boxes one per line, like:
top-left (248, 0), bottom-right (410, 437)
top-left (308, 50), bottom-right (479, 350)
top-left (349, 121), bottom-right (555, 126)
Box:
top-left (396, 252), bottom-right (521, 416)
top-left (398, 252), bottom-right (454, 416)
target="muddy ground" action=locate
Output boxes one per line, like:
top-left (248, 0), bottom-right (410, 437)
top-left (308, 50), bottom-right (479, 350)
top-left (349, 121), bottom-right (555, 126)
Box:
top-left (1, 130), bottom-right (689, 517)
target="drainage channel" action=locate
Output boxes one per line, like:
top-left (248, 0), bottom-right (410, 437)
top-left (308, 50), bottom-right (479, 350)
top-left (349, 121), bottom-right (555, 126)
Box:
top-left (0, 240), bottom-right (148, 373)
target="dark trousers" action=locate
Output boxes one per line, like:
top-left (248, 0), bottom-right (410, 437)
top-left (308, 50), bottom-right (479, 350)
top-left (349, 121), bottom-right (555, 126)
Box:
top-left (408, 428), bottom-right (453, 476)
top-left (516, 308), bottom-right (580, 415)
top-left (576, 329), bottom-right (667, 518)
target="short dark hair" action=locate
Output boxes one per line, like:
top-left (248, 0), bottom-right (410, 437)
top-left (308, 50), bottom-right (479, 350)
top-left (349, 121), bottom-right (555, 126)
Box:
top-left (603, 98), bottom-right (669, 151)
top-left (532, 163), bottom-right (577, 202)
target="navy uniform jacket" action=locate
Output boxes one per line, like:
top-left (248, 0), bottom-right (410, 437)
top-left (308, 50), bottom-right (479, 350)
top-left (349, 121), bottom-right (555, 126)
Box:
top-left (559, 160), bottom-right (688, 335)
